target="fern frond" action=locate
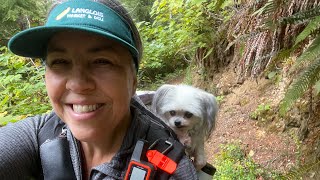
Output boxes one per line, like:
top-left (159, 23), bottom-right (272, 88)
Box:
top-left (214, 0), bottom-right (227, 11)
top-left (295, 16), bottom-right (320, 46)
top-left (281, 6), bottom-right (320, 25)
top-left (279, 160), bottom-right (320, 179)
top-left (280, 57), bottom-right (320, 115)
top-left (293, 36), bottom-right (320, 69)
top-left (252, 0), bottom-right (278, 17)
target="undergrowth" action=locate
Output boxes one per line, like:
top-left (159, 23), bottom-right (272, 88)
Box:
top-left (212, 142), bottom-right (320, 179)
top-left (212, 142), bottom-right (283, 180)
top-left (137, 67), bottom-right (187, 90)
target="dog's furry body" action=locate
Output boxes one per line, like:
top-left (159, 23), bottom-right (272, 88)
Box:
top-left (151, 84), bottom-right (218, 170)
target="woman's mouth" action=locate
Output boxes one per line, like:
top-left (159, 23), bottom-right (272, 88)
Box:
top-left (72, 104), bottom-right (103, 113)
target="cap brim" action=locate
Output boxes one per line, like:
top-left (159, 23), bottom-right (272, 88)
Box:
top-left (8, 25), bottom-right (138, 59)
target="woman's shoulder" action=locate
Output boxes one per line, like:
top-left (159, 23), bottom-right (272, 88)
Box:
top-left (22, 111), bottom-right (63, 130)
top-left (1, 111), bottom-right (65, 140)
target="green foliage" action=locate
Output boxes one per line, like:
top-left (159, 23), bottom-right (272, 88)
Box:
top-left (279, 160), bottom-right (320, 179)
top-left (0, 112), bottom-right (21, 126)
top-left (0, 0), bottom-right (50, 46)
top-left (279, 7), bottom-right (320, 115)
top-left (182, 65), bottom-right (193, 85)
top-left (281, 6), bottom-right (320, 25)
top-left (137, 0), bottom-right (234, 87)
top-left (213, 142), bottom-right (320, 179)
top-left (294, 35), bottom-right (320, 68)
top-left (0, 46), bottom-right (51, 125)
top-left (252, 0), bottom-right (282, 17)
top-left (216, 95), bottom-right (225, 104)
top-left (294, 16), bottom-right (320, 46)
top-left (250, 103), bottom-right (271, 120)
top-left (120, 0), bottom-right (154, 22)
top-left (213, 143), bottom-right (263, 179)
top-left (280, 57), bottom-right (320, 115)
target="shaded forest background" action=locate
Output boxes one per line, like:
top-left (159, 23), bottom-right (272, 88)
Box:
top-left (1, 0), bottom-right (320, 179)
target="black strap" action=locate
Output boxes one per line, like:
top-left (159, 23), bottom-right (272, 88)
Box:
top-left (131, 98), bottom-right (178, 140)
top-left (132, 99), bottom-right (186, 179)
top-left (38, 113), bottom-right (65, 145)
top-left (40, 137), bottom-right (76, 180)
top-left (38, 114), bottom-right (76, 180)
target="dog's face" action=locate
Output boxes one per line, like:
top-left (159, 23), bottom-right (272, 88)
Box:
top-left (151, 84), bottom-right (217, 137)
top-left (152, 84), bottom-right (214, 135)
top-left (160, 97), bottom-right (204, 132)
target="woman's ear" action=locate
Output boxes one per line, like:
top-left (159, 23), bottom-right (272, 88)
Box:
top-left (131, 75), bottom-right (137, 95)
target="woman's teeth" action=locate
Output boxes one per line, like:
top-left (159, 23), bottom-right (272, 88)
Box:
top-left (73, 104), bottom-right (101, 113)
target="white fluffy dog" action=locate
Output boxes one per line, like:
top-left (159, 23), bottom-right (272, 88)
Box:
top-left (151, 84), bottom-right (218, 170)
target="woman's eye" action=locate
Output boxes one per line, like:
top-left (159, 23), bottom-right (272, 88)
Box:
top-left (94, 58), bottom-right (113, 65)
top-left (47, 59), bottom-right (69, 66)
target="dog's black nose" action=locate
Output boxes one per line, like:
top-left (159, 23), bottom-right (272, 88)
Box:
top-left (174, 120), bottom-right (182, 127)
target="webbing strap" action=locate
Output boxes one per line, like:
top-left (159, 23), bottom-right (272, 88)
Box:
top-left (40, 137), bottom-right (76, 180)
top-left (132, 99), bottom-right (185, 179)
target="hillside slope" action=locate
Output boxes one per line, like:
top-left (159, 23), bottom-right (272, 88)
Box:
top-left (197, 66), bottom-right (320, 178)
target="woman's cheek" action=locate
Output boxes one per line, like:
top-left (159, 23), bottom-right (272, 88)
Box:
top-left (45, 71), bottom-right (66, 104)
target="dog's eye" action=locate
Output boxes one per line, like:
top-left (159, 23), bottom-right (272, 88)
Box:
top-left (185, 112), bottom-right (193, 118)
top-left (169, 110), bottom-right (176, 116)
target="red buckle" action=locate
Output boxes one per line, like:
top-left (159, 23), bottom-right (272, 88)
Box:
top-left (146, 150), bottom-right (177, 174)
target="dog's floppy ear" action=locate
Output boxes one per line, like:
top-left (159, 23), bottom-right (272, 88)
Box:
top-left (200, 91), bottom-right (218, 138)
top-left (151, 84), bottom-right (175, 114)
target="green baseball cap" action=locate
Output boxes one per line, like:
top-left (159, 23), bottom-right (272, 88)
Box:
top-left (8, 0), bottom-right (139, 71)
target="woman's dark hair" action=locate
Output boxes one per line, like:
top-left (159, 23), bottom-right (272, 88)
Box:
top-left (49, 0), bottom-right (143, 70)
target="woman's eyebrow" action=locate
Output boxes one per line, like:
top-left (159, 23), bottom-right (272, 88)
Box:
top-left (88, 45), bottom-right (116, 53)
top-left (47, 46), bottom-right (66, 54)
top-left (46, 45), bottom-right (117, 53)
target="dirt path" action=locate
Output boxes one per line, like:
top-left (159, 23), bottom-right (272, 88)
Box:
top-left (204, 77), bottom-right (298, 173)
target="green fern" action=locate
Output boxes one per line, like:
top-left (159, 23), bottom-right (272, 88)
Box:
top-left (281, 6), bottom-right (320, 25)
top-left (294, 16), bottom-right (320, 46)
top-left (280, 57), bottom-right (320, 115)
top-left (213, 0), bottom-right (229, 11)
top-left (278, 160), bottom-right (320, 179)
top-left (252, 0), bottom-right (289, 30)
top-left (252, 0), bottom-right (281, 17)
top-left (293, 35), bottom-right (320, 71)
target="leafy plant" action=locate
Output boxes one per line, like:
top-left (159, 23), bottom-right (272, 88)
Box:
top-left (0, 46), bottom-right (51, 125)
top-left (216, 95), bottom-right (225, 104)
top-left (279, 160), bottom-right (320, 179)
top-left (279, 9), bottom-right (320, 115)
top-left (0, 112), bottom-right (23, 126)
top-left (213, 142), bottom-right (264, 179)
top-left (137, 0), bottom-right (234, 87)
top-left (250, 103), bottom-right (271, 120)
top-left (120, 0), bottom-right (154, 22)
top-left (0, 0), bottom-right (51, 46)
top-left (280, 6), bottom-right (320, 25)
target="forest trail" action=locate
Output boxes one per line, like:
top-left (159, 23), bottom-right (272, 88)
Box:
top-left (201, 69), bottom-right (299, 174)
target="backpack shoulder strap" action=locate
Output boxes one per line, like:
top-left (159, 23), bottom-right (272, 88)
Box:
top-left (38, 113), bottom-right (76, 180)
top-left (38, 112), bottom-right (65, 145)
top-left (132, 99), bottom-right (186, 179)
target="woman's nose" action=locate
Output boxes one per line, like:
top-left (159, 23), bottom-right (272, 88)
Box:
top-left (66, 66), bottom-right (95, 93)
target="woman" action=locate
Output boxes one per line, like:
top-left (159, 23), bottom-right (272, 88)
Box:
top-left (0, 0), bottom-right (198, 179)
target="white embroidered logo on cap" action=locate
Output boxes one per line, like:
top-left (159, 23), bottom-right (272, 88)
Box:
top-left (56, 7), bottom-right (71, 20)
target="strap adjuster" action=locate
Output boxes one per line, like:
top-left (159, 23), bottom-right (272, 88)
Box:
top-left (146, 139), bottom-right (177, 174)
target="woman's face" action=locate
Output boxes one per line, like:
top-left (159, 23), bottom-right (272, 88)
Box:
top-left (45, 31), bottom-right (137, 141)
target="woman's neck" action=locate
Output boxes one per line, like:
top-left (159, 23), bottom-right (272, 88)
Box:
top-left (80, 112), bottom-right (132, 177)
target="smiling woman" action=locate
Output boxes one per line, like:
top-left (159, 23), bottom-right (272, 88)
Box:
top-left (45, 31), bottom-right (136, 144)
top-left (0, 0), bottom-right (197, 179)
